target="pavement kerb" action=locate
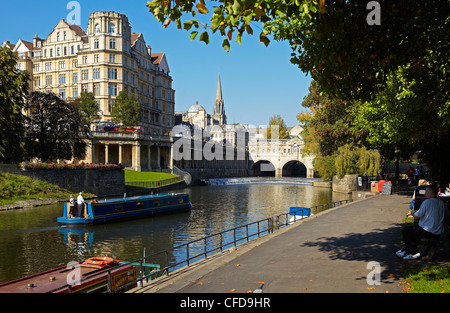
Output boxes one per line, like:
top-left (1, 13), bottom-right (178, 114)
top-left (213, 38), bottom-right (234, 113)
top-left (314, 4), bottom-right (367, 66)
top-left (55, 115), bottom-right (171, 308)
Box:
top-left (128, 195), bottom-right (379, 293)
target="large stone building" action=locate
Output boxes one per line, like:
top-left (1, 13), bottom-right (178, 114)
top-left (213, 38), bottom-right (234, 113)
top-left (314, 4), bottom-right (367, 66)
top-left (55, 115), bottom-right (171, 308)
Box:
top-left (6, 11), bottom-right (176, 172)
top-left (10, 11), bottom-right (175, 136)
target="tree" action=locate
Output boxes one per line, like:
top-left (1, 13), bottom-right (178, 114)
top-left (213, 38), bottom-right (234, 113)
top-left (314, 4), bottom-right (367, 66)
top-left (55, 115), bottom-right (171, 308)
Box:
top-left (147, 0), bottom-right (449, 100)
top-left (75, 92), bottom-right (100, 131)
top-left (266, 114), bottom-right (289, 139)
top-left (110, 90), bottom-right (141, 127)
top-left (24, 92), bottom-right (87, 162)
top-left (147, 0), bottom-right (449, 182)
top-left (0, 46), bottom-right (29, 163)
top-left (299, 80), bottom-right (365, 157)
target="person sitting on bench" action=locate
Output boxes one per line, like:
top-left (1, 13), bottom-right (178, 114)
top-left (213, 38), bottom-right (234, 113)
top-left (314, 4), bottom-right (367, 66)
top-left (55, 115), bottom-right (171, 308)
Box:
top-left (396, 184), bottom-right (448, 260)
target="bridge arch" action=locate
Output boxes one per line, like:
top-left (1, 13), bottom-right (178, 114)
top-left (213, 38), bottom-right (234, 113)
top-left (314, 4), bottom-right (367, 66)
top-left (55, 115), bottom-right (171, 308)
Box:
top-left (251, 160), bottom-right (275, 177)
top-left (282, 160), bottom-right (307, 177)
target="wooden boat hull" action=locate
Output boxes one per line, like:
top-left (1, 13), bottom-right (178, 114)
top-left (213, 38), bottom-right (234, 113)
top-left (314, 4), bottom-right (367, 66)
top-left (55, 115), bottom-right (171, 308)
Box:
top-left (0, 260), bottom-right (137, 293)
top-left (57, 193), bottom-right (191, 225)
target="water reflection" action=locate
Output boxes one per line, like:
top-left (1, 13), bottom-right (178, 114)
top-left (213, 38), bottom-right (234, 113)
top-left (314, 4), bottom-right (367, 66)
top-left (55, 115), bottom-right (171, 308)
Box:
top-left (0, 179), bottom-right (351, 283)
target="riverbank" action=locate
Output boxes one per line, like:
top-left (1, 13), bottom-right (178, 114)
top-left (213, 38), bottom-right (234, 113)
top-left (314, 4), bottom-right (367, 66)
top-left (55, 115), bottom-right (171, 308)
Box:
top-left (131, 193), bottom-right (449, 294)
top-left (0, 173), bottom-right (94, 211)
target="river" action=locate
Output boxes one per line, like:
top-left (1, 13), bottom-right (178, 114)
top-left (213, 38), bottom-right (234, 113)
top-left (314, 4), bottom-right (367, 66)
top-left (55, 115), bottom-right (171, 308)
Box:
top-left (0, 177), bottom-right (351, 284)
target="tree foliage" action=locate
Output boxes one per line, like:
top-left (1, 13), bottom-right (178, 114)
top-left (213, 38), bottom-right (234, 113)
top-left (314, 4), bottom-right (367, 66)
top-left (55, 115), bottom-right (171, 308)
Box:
top-left (299, 80), bottom-right (364, 156)
top-left (75, 92), bottom-right (100, 131)
top-left (266, 114), bottom-right (289, 139)
top-left (0, 46), bottom-right (28, 163)
top-left (148, 0), bottom-right (449, 181)
top-left (111, 90), bottom-right (142, 127)
top-left (147, 0), bottom-right (449, 98)
top-left (24, 92), bottom-right (87, 162)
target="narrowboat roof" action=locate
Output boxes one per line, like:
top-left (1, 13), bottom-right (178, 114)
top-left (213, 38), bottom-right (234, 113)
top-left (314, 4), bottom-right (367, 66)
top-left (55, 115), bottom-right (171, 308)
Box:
top-left (93, 193), bottom-right (188, 204)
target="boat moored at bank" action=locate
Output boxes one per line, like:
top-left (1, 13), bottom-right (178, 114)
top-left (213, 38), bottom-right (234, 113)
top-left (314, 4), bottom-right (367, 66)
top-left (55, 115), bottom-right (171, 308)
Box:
top-left (0, 257), bottom-right (140, 293)
top-left (57, 193), bottom-right (191, 225)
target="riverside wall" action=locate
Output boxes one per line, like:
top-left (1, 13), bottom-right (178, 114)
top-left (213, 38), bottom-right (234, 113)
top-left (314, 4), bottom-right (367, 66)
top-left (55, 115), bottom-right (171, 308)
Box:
top-left (0, 164), bottom-right (125, 197)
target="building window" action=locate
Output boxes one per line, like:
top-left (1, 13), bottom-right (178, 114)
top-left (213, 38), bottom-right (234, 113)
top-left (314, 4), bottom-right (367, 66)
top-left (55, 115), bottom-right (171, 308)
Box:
top-left (34, 77), bottom-right (41, 87)
top-left (73, 87), bottom-right (78, 98)
top-left (45, 62), bottom-right (52, 71)
top-left (108, 68), bottom-right (117, 80)
top-left (93, 68), bottom-right (101, 80)
top-left (72, 59), bottom-right (78, 68)
top-left (71, 46), bottom-right (75, 55)
top-left (82, 69), bottom-right (89, 80)
top-left (59, 61), bottom-right (65, 69)
top-left (108, 84), bottom-right (117, 97)
top-left (59, 74), bottom-right (66, 85)
top-left (109, 54), bottom-right (116, 63)
top-left (64, 47), bottom-right (67, 56)
top-left (109, 23), bottom-right (116, 35)
top-left (33, 64), bottom-right (40, 72)
top-left (46, 75), bottom-right (52, 86)
top-left (109, 39), bottom-right (116, 50)
top-left (94, 83), bottom-right (100, 96)
top-left (94, 54), bottom-right (100, 63)
top-left (57, 32), bottom-right (60, 42)
top-left (73, 73), bottom-right (78, 83)
top-left (59, 88), bottom-right (66, 99)
top-left (108, 100), bottom-right (115, 113)
top-left (95, 24), bottom-right (101, 34)
top-left (82, 56), bottom-right (88, 64)
top-left (64, 31), bottom-right (67, 41)
top-left (50, 49), bottom-right (53, 57)
top-left (44, 49), bottom-right (47, 58)
top-left (94, 39), bottom-right (99, 49)
top-left (57, 47), bottom-right (60, 56)
top-left (82, 84), bottom-right (88, 93)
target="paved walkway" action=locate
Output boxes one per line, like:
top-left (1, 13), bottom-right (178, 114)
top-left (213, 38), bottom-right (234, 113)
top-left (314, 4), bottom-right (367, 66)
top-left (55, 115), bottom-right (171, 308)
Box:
top-left (131, 194), bottom-right (412, 293)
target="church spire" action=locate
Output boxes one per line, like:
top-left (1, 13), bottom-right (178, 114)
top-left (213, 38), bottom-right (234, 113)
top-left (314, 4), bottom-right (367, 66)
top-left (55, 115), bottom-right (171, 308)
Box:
top-left (213, 73), bottom-right (227, 125)
top-left (216, 73), bottom-right (223, 101)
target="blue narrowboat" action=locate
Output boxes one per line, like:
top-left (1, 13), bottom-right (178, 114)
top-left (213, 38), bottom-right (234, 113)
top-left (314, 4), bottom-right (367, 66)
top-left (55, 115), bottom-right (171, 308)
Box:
top-left (57, 193), bottom-right (191, 225)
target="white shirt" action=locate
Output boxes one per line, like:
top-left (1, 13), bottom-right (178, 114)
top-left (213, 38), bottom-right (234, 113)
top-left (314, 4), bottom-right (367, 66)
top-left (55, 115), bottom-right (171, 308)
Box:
top-left (77, 195), bottom-right (84, 205)
top-left (415, 198), bottom-right (448, 235)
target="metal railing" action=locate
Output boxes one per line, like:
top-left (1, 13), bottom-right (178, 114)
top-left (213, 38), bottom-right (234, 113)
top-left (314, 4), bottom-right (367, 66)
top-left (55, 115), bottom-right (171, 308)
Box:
top-left (125, 177), bottom-right (184, 189)
top-left (47, 198), bottom-right (353, 293)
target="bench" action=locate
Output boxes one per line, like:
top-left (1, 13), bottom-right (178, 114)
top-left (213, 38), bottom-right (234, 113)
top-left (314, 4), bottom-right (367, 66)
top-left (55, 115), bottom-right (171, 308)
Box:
top-left (420, 220), bottom-right (449, 261)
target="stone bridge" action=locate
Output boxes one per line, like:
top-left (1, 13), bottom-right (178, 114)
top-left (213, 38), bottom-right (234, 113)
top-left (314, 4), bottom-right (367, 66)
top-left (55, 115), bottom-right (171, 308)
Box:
top-left (248, 137), bottom-right (315, 178)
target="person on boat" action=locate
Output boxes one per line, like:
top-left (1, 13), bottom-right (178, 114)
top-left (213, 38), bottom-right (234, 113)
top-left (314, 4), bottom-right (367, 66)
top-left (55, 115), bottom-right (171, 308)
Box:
top-left (77, 192), bottom-right (85, 218)
top-left (69, 195), bottom-right (75, 218)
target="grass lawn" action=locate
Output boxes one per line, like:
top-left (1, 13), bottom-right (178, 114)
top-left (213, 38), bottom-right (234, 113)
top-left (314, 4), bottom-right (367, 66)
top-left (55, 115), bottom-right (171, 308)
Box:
top-left (403, 264), bottom-right (450, 293)
top-left (400, 217), bottom-right (450, 293)
top-left (0, 173), bottom-right (77, 205)
top-left (124, 169), bottom-right (176, 182)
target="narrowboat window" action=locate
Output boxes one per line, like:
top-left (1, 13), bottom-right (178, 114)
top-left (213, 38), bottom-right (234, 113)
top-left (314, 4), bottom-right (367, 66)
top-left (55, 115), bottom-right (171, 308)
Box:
top-left (115, 205), bottom-right (123, 212)
top-left (137, 202), bottom-right (143, 209)
top-left (154, 201), bottom-right (160, 207)
top-left (179, 198), bottom-right (184, 204)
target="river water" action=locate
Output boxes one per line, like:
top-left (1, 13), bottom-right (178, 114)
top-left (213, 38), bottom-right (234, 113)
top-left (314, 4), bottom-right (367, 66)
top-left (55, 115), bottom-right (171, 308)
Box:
top-left (0, 177), bottom-right (351, 284)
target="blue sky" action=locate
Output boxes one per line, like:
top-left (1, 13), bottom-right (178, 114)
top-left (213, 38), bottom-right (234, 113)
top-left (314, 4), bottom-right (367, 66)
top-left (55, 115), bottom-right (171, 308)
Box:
top-left (0, 0), bottom-right (312, 127)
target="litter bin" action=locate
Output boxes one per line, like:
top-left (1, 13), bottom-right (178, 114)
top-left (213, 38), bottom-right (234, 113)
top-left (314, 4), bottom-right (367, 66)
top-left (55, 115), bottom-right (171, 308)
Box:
top-left (371, 181), bottom-right (379, 193)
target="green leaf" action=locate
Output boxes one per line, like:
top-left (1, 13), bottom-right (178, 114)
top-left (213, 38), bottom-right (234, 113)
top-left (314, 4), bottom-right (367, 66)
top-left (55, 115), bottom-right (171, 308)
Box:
top-left (190, 31), bottom-right (198, 41)
top-left (222, 39), bottom-right (230, 52)
top-left (232, 0), bottom-right (242, 15)
top-left (184, 20), bottom-right (193, 31)
top-left (236, 31), bottom-right (242, 45)
top-left (199, 31), bottom-right (210, 44)
top-left (260, 31), bottom-right (270, 47)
